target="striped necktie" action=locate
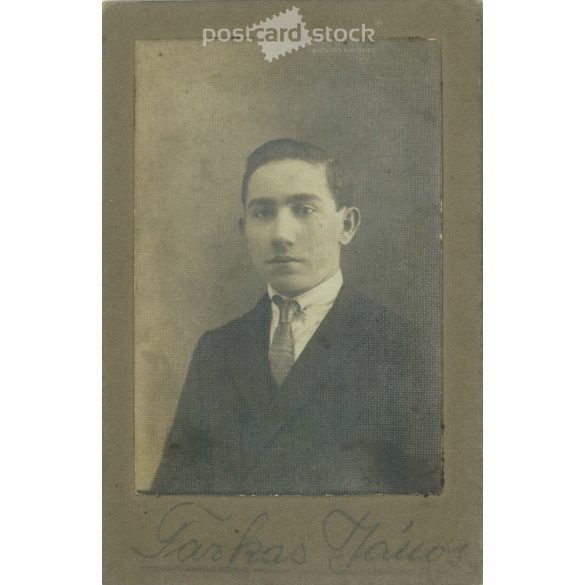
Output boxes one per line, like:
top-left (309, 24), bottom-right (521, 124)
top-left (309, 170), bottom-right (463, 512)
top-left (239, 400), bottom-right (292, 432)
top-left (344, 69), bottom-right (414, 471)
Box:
top-left (269, 295), bottom-right (300, 386)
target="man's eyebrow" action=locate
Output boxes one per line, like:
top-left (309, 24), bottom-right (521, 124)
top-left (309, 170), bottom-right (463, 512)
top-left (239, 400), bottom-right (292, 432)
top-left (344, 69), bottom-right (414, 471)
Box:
top-left (286, 194), bottom-right (321, 204)
top-left (247, 194), bottom-right (321, 207)
top-left (246, 198), bottom-right (276, 208)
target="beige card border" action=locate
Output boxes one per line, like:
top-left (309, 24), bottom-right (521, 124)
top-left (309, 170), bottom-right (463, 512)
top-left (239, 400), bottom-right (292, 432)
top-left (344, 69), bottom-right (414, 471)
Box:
top-left (103, 1), bottom-right (482, 584)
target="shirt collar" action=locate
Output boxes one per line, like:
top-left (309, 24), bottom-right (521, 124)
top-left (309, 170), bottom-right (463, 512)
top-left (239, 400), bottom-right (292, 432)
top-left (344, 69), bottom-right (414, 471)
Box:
top-left (268, 270), bottom-right (344, 312)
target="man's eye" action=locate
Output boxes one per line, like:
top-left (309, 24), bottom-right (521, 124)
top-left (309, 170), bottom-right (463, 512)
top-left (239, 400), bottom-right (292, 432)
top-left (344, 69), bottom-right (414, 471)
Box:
top-left (252, 208), bottom-right (274, 219)
top-left (294, 205), bottom-right (316, 216)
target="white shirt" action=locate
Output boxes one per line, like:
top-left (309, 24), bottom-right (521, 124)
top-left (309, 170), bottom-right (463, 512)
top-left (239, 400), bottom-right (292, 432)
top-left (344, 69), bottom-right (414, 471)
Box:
top-left (267, 270), bottom-right (343, 361)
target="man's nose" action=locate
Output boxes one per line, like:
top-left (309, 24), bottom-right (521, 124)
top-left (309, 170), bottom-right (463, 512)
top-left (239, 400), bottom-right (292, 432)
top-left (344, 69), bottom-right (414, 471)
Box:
top-left (271, 209), bottom-right (296, 248)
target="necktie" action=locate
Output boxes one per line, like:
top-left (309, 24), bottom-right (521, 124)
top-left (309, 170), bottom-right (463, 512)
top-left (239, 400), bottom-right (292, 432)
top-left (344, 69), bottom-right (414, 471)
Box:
top-left (269, 295), bottom-right (300, 386)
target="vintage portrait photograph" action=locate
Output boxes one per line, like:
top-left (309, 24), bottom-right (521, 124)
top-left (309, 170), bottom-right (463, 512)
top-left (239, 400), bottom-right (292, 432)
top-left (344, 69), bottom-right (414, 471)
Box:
top-left (134, 37), bottom-right (443, 496)
top-left (103, 1), bottom-right (482, 583)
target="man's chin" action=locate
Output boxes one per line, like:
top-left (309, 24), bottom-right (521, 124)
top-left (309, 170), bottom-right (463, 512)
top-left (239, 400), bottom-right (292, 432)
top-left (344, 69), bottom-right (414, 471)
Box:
top-left (268, 276), bottom-right (313, 298)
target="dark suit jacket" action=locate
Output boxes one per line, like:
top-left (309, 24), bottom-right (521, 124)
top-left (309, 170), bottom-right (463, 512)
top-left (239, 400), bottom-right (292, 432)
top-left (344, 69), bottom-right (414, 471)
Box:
top-left (151, 286), bottom-right (441, 495)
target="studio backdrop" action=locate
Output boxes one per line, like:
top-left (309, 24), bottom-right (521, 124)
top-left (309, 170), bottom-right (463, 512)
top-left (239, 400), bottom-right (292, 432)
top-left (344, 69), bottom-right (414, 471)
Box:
top-left (134, 39), bottom-right (442, 491)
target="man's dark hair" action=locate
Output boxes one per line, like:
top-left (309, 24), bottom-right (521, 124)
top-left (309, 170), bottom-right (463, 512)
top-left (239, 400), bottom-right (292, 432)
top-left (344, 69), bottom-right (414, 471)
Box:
top-left (241, 138), bottom-right (353, 209)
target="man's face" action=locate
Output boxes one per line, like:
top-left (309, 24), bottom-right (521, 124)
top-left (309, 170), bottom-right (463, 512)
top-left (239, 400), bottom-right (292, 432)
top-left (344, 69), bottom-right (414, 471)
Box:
top-left (242, 159), bottom-right (357, 297)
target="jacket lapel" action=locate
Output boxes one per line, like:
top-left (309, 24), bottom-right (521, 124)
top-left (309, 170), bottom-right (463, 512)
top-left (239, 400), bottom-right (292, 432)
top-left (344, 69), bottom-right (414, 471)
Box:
top-left (226, 294), bottom-right (274, 416)
top-left (241, 286), bottom-right (375, 475)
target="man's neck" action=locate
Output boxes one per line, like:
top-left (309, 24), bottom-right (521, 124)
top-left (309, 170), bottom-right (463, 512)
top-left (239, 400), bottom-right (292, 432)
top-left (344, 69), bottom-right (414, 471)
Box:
top-left (268, 270), bottom-right (344, 310)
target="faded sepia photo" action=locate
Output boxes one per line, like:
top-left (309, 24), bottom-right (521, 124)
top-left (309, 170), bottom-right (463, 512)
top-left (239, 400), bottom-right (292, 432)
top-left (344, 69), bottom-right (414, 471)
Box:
top-left (134, 39), bottom-right (442, 496)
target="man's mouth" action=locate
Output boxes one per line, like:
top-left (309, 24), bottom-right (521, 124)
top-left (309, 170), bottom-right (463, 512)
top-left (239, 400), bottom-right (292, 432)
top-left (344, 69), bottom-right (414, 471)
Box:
top-left (268, 256), bottom-right (302, 264)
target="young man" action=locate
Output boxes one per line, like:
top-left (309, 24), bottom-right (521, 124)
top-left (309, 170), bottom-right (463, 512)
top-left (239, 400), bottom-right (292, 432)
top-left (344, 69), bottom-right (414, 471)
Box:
top-left (151, 138), bottom-right (441, 495)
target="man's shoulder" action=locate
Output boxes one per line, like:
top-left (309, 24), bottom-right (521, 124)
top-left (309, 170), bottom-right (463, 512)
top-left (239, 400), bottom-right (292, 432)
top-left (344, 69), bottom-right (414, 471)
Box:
top-left (196, 295), bottom-right (269, 346)
top-left (341, 288), bottom-right (414, 333)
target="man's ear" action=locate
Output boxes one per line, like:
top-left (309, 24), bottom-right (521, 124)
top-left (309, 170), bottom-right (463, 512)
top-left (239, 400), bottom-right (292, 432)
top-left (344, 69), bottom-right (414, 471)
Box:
top-left (339, 206), bottom-right (360, 246)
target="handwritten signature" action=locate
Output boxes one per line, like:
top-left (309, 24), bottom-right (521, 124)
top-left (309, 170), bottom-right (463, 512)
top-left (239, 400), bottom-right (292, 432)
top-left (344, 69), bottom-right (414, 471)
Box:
top-left (132, 502), bottom-right (468, 574)
top-left (132, 502), bottom-right (306, 567)
top-left (322, 508), bottom-right (468, 574)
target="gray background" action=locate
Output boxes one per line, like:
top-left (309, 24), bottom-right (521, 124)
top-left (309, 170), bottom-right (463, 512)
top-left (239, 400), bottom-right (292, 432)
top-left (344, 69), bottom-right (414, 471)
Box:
top-left (135, 39), bottom-right (442, 489)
